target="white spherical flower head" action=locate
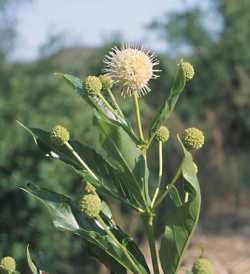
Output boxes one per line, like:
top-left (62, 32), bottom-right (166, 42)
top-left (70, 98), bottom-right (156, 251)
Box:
top-left (104, 46), bottom-right (159, 96)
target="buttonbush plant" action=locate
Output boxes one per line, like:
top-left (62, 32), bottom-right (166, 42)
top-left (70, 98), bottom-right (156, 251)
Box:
top-left (17, 46), bottom-right (212, 274)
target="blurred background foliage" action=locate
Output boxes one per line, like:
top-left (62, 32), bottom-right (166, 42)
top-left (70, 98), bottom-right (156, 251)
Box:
top-left (1, 0), bottom-right (250, 273)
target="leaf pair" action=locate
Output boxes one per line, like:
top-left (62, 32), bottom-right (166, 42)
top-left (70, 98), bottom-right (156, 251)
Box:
top-left (23, 183), bottom-right (150, 274)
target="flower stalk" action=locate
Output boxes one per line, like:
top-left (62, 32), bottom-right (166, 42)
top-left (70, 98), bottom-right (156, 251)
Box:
top-left (106, 88), bottom-right (125, 118)
top-left (153, 163), bottom-right (183, 209)
top-left (145, 214), bottom-right (160, 274)
top-left (151, 141), bottom-right (163, 207)
top-left (97, 216), bottom-right (143, 274)
top-left (65, 142), bottom-right (98, 181)
top-left (133, 92), bottom-right (145, 141)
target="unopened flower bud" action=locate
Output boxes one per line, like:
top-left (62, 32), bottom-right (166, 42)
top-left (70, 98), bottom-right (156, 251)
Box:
top-left (50, 125), bottom-right (70, 145)
top-left (181, 61), bottom-right (195, 80)
top-left (181, 127), bottom-right (204, 151)
top-left (83, 181), bottom-right (96, 194)
top-left (192, 257), bottom-right (214, 274)
top-left (155, 126), bottom-right (170, 143)
top-left (85, 76), bottom-right (102, 96)
top-left (99, 74), bottom-right (113, 90)
top-left (0, 256), bottom-right (16, 273)
top-left (80, 193), bottom-right (101, 218)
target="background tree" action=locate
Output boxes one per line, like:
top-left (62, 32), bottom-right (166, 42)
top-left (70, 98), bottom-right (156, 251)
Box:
top-left (149, 0), bottom-right (250, 215)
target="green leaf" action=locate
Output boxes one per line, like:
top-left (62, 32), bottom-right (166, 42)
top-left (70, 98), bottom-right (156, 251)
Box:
top-left (94, 114), bottom-right (148, 207)
top-left (18, 122), bottom-right (143, 210)
top-left (57, 73), bottom-right (140, 145)
top-left (27, 245), bottom-right (39, 274)
top-left (149, 62), bottom-right (186, 138)
top-left (22, 184), bottom-right (149, 274)
top-left (168, 185), bottom-right (183, 208)
top-left (26, 245), bottom-right (48, 274)
top-left (159, 136), bottom-right (201, 274)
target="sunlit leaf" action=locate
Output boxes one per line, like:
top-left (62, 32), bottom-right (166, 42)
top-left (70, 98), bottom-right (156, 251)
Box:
top-left (149, 63), bottom-right (186, 138)
top-left (159, 136), bottom-right (201, 274)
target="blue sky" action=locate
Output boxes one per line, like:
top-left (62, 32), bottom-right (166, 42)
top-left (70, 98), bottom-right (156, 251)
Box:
top-left (14, 0), bottom-right (203, 60)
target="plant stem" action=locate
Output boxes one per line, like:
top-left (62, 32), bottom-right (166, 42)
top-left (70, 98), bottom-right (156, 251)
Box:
top-left (145, 214), bottom-right (160, 274)
top-left (107, 88), bottom-right (124, 118)
top-left (97, 216), bottom-right (142, 274)
top-left (153, 163), bottom-right (182, 209)
top-left (98, 93), bottom-right (119, 118)
top-left (65, 142), bottom-right (98, 181)
top-left (151, 141), bottom-right (163, 207)
top-left (133, 92), bottom-right (144, 141)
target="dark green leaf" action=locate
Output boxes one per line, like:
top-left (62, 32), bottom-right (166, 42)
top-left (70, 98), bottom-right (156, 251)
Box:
top-left (94, 114), bottom-right (148, 207)
top-left (18, 122), bottom-right (143, 209)
top-left (22, 184), bottom-right (149, 274)
top-left (149, 63), bottom-right (186, 138)
top-left (159, 136), bottom-right (201, 274)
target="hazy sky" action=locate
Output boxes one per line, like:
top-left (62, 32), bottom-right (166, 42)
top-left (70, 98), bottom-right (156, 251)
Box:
top-left (14, 0), bottom-right (202, 60)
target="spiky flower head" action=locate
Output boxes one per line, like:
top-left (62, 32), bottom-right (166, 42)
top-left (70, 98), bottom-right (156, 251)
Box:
top-left (0, 256), bottom-right (16, 273)
top-left (104, 45), bottom-right (159, 96)
top-left (181, 61), bottom-right (195, 80)
top-left (155, 126), bottom-right (170, 143)
top-left (50, 125), bottom-right (70, 145)
top-left (85, 76), bottom-right (102, 96)
top-left (80, 193), bottom-right (101, 218)
top-left (83, 181), bottom-right (96, 194)
top-left (181, 127), bottom-right (204, 151)
top-left (192, 257), bottom-right (214, 274)
top-left (99, 74), bottom-right (113, 90)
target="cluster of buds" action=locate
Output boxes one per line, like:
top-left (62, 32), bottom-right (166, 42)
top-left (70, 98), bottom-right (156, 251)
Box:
top-left (192, 257), bottom-right (214, 274)
top-left (181, 127), bottom-right (204, 151)
top-left (84, 74), bottom-right (113, 97)
top-left (155, 126), bottom-right (170, 143)
top-left (0, 256), bottom-right (16, 273)
top-left (181, 60), bottom-right (195, 80)
top-left (50, 125), bottom-right (70, 145)
top-left (79, 192), bottom-right (101, 218)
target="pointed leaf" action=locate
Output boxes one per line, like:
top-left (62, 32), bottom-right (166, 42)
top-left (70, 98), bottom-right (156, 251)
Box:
top-left (18, 123), bottom-right (142, 209)
top-left (159, 136), bottom-right (201, 274)
top-left (23, 184), bottom-right (149, 274)
top-left (150, 62), bottom-right (186, 138)
top-left (94, 114), bottom-right (148, 207)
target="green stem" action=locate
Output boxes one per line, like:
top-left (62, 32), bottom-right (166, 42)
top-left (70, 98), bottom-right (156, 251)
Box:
top-left (151, 141), bottom-right (163, 207)
top-left (65, 142), bottom-right (98, 180)
top-left (107, 88), bottom-right (125, 118)
top-left (133, 92), bottom-right (144, 141)
top-left (153, 163), bottom-right (182, 209)
top-left (97, 216), bottom-right (142, 274)
top-left (145, 214), bottom-right (160, 274)
top-left (98, 93), bottom-right (118, 118)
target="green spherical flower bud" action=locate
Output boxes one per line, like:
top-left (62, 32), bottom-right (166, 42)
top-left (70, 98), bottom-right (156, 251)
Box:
top-left (99, 74), bottom-right (113, 90)
top-left (0, 256), bottom-right (16, 273)
top-left (192, 258), bottom-right (214, 274)
top-left (181, 127), bottom-right (204, 151)
top-left (80, 193), bottom-right (101, 218)
top-left (50, 125), bottom-right (70, 145)
top-left (85, 76), bottom-right (102, 96)
top-left (155, 126), bottom-right (170, 143)
top-left (83, 182), bottom-right (96, 194)
top-left (181, 61), bottom-right (195, 80)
